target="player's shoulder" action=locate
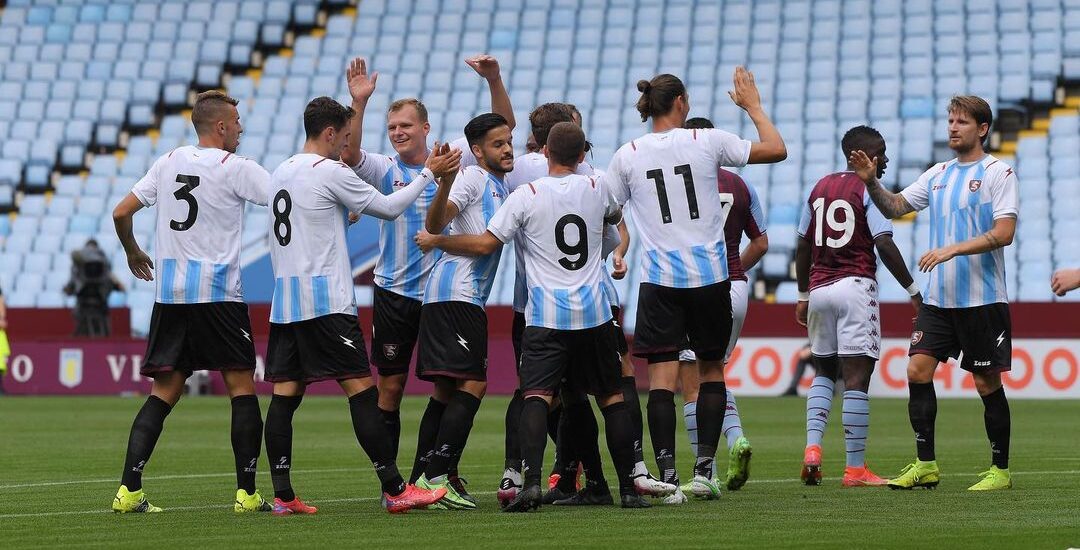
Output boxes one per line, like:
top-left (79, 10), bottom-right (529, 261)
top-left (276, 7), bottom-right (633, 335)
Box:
top-left (981, 155), bottom-right (1015, 178)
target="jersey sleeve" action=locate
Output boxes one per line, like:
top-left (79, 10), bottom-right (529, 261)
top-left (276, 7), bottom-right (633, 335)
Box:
top-left (448, 169), bottom-right (482, 212)
top-left (864, 189), bottom-right (893, 237)
top-left (600, 223), bottom-right (621, 258)
top-left (232, 157), bottom-right (271, 207)
top-left (486, 186), bottom-right (527, 244)
top-left (704, 128), bottom-right (752, 168)
top-left (990, 165), bottom-right (1019, 219)
top-left (601, 149), bottom-right (631, 206)
top-left (131, 153), bottom-right (165, 207)
top-left (327, 163), bottom-right (379, 214)
top-left (449, 136), bottom-right (477, 169)
top-left (351, 151), bottom-right (394, 192)
top-left (899, 166), bottom-right (934, 212)
top-left (796, 197), bottom-right (812, 239)
top-left (744, 181), bottom-right (767, 238)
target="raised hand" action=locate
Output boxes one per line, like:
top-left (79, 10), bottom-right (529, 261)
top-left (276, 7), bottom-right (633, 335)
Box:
top-left (426, 142), bottom-right (462, 178)
top-left (465, 54), bottom-right (502, 81)
top-left (848, 150), bottom-right (879, 184)
top-left (346, 57), bottom-right (378, 102)
top-left (728, 66), bottom-right (761, 112)
top-left (127, 248), bottom-right (155, 282)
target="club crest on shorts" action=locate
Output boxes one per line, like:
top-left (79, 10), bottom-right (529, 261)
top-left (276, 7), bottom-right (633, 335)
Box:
top-left (968, 179), bottom-right (982, 192)
top-left (911, 331), bottom-right (924, 346)
top-left (383, 344), bottom-right (399, 360)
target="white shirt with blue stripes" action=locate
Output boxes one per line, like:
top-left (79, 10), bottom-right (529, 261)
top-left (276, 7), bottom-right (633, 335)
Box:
top-left (900, 154), bottom-right (1019, 308)
top-left (423, 165), bottom-right (507, 307)
top-left (603, 127), bottom-right (752, 288)
top-left (131, 146), bottom-right (269, 304)
top-left (487, 173), bottom-right (620, 331)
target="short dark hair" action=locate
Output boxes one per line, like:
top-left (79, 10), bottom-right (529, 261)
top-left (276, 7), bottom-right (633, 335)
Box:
top-left (191, 90), bottom-right (239, 135)
top-left (464, 113), bottom-right (509, 147)
top-left (841, 125), bottom-right (885, 158)
top-left (546, 121), bottom-right (586, 167)
top-left (948, 95), bottom-right (993, 146)
top-left (684, 117), bottom-right (714, 129)
top-left (529, 103), bottom-right (575, 147)
top-left (388, 98), bottom-right (429, 123)
top-left (304, 96), bottom-right (355, 140)
top-left (636, 74), bottom-right (686, 122)
top-left (564, 103), bottom-right (582, 124)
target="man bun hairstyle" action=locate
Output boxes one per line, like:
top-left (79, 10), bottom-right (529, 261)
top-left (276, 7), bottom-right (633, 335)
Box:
top-left (191, 90), bottom-right (239, 135)
top-left (546, 121), bottom-right (586, 167)
top-left (636, 74), bottom-right (686, 122)
top-left (464, 112), bottom-right (509, 147)
top-left (304, 96), bottom-right (355, 140)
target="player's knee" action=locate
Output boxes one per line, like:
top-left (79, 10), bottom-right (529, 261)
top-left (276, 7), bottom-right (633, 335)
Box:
top-left (222, 370), bottom-right (256, 398)
top-left (151, 371), bottom-right (188, 405)
top-left (906, 361), bottom-right (934, 383)
top-left (460, 379), bottom-right (487, 399)
top-left (378, 375), bottom-right (406, 404)
top-left (973, 373), bottom-right (1002, 396)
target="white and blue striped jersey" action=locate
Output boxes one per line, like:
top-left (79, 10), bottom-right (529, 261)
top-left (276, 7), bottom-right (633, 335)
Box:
top-left (424, 166), bottom-right (507, 307)
top-left (600, 223), bottom-right (622, 308)
top-left (352, 151), bottom-right (440, 301)
top-left (900, 155), bottom-right (1019, 308)
top-left (503, 152), bottom-right (596, 312)
top-left (603, 128), bottom-right (752, 288)
top-left (131, 146), bottom-right (269, 304)
top-left (487, 174), bottom-right (620, 330)
top-left (268, 153), bottom-right (435, 323)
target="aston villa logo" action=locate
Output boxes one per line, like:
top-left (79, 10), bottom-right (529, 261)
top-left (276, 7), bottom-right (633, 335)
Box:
top-left (968, 179), bottom-right (982, 192)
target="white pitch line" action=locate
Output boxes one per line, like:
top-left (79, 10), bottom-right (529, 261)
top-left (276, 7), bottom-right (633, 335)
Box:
top-left (1, 470), bottom-right (1078, 520)
top-left (0, 468), bottom-right (364, 490)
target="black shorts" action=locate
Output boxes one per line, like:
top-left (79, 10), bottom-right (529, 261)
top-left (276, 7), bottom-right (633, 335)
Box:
top-left (142, 302), bottom-right (256, 376)
top-left (909, 302), bottom-right (1012, 373)
top-left (520, 322), bottom-right (623, 397)
top-left (265, 314), bottom-right (370, 383)
top-left (632, 281), bottom-right (733, 363)
top-left (416, 301), bottom-right (488, 382)
top-left (370, 285), bottom-right (423, 375)
top-left (611, 306), bottom-right (628, 356)
top-left (512, 309), bottom-right (526, 367)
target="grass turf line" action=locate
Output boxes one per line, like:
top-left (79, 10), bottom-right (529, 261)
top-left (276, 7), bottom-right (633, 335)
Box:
top-left (0, 395), bottom-right (1076, 549)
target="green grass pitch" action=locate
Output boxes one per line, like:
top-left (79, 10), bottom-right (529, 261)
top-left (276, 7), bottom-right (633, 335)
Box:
top-left (0, 395), bottom-right (1077, 549)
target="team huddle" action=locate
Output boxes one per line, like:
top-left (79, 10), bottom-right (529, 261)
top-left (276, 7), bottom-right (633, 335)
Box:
top-left (108, 53), bottom-right (1019, 515)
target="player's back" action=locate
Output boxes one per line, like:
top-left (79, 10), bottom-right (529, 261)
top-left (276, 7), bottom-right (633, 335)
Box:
top-left (799, 172), bottom-right (890, 290)
top-left (606, 127), bottom-right (750, 288)
top-left (267, 154), bottom-right (358, 322)
top-left (717, 169), bottom-right (766, 282)
top-left (503, 174), bottom-right (612, 329)
top-left (133, 145), bottom-right (268, 303)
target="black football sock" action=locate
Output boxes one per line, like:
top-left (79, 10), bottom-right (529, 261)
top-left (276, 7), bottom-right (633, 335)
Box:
top-left (547, 403), bottom-right (563, 444)
top-left (694, 382), bottom-right (727, 478)
top-left (647, 389), bottom-right (678, 485)
top-left (379, 407), bottom-right (402, 462)
top-left (565, 401), bottom-right (605, 486)
top-left (503, 390), bottom-right (524, 471)
top-left (550, 408), bottom-right (571, 478)
top-left (265, 394), bottom-right (302, 502)
top-left (230, 395), bottom-right (262, 494)
top-left (980, 387), bottom-right (1010, 469)
top-left (424, 390), bottom-right (482, 481)
top-left (601, 401), bottom-right (637, 495)
top-left (621, 376), bottom-right (645, 463)
top-left (519, 397), bottom-right (550, 490)
top-left (908, 382), bottom-right (937, 462)
top-left (120, 395), bottom-right (173, 491)
top-left (410, 397), bottom-right (447, 483)
top-left (348, 387), bottom-right (406, 496)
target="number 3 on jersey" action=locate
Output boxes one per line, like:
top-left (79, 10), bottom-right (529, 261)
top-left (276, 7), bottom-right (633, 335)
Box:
top-left (169, 174), bottom-right (200, 231)
top-left (273, 189), bottom-right (292, 246)
top-left (811, 197), bottom-right (854, 248)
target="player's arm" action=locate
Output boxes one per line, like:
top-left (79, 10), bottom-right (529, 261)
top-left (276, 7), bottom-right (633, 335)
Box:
top-left (425, 154), bottom-right (467, 233)
top-left (612, 220), bottom-right (631, 279)
top-left (466, 54), bottom-right (515, 130)
top-left (740, 234), bottom-right (769, 272)
top-left (740, 181), bottom-right (769, 271)
top-left (362, 144), bottom-right (460, 220)
top-left (415, 230), bottom-right (504, 256)
top-left (112, 194), bottom-right (154, 281)
top-left (917, 216), bottom-right (1015, 273)
top-left (875, 234), bottom-right (922, 313)
top-left (849, 150), bottom-right (916, 218)
top-left (727, 66), bottom-right (786, 164)
top-left (1051, 268), bottom-right (1080, 296)
top-left (794, 237), bottom-right (810, 327)
top-left (340, 57), bottom-right (378, 169)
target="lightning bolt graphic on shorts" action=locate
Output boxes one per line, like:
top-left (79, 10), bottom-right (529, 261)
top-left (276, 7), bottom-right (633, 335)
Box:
top-left (456, 333), bottom-right (469, 351)
top-left (996, 331), bottom-right (1005, 347)
top-left (340, 335), bottom-right (356, 349)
